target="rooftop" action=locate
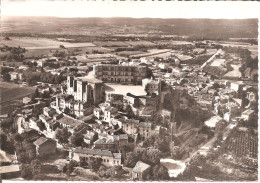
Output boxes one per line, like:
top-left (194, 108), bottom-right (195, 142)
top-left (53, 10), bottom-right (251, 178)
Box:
top-left (133, 161), bottom-right (151, 173)
top-left (77, 77), bottom-right (102, 84)
top-left (139, 122), bottom-right (152, 128)
top-left (242, 109), bottom-right (255, 115)
top-left (74, 147), bottom-right (116, 157)
top-left (204, 115), bottom-right (223, 128)
top-left (0, 165), bottom-right (20, 174)
top-left (33, 137), bottom-right (55, 146)
top-left (57, 115), bottom-right (82, 128)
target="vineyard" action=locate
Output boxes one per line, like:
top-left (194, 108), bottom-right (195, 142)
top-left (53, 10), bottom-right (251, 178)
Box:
top-left (226, 130), bottom-right (257, 159)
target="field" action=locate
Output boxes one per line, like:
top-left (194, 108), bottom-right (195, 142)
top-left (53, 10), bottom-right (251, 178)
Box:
top-left (93, 41), bottom-right (129, 47)
top-left (210, 59), bottom-right (226, 67)
top-left (216, 41), bottom-right (258, 58)
top-left (0, 82), bottom-right (35, 115)
top-left (124, 41), bottom-right (155, 46)
top-left (224, 64), bottom-right (242, 78)
top-left (116, 51), bottom-right (146, 57)
top-left (226, 130), bottom-right (257, 158)
top-left (156, 40), bottom-right (194, 45)
top-left (0, 82), bottom-right (35, 104)
top-left (1, 37), bottom-right (96, 49)
top-left (130, 49), bottom-right (171, 58)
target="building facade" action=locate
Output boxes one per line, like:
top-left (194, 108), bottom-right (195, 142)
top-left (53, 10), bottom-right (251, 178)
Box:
top-left (67, 76), bottom-right (103, 105)
top-left (93, 63), bottom-right (148, 84)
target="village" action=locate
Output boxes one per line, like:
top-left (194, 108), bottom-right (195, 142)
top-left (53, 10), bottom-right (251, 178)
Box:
top-left (0, 36), bottom-right (258, 180)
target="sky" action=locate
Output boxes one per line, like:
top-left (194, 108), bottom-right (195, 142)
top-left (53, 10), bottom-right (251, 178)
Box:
top-left (1, 0), bottom-right (260, 19)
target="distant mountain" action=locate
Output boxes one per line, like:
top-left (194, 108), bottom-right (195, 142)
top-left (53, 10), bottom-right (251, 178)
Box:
top-left (0, 16), bottom-right (258, 39)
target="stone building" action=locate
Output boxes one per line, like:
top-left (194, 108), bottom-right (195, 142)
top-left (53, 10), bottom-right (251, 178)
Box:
top-left (93, 62), bottom-right (148, 84)
top-left (67, 76), bottom-right (103, 105)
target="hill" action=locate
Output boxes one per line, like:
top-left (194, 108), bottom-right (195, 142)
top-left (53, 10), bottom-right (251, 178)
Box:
top-left (0, 17), bottom-right (258, 39)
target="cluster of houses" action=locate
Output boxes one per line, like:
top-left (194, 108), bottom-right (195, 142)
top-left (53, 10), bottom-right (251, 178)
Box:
top-left (2, 49), bottom-right (257, 180)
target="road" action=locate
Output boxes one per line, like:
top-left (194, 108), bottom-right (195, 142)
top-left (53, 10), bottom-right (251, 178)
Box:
top-left (201, 49), bottom-right (222, 69)
top-left (184, 122), bottom-right (237, 163)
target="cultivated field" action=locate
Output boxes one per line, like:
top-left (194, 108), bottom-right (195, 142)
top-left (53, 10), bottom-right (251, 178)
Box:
top-left (93, 41), bottom-right (129, 47)
top-left (216, 41), bottom-right (258, 58)
top-left (1, 37), bottom-right (96, 49)
top-left (0, 82), bottom-right (35, 104)
top-left (156, 40), bottom-right (194, 45)
top-left (130, 49), bottom-right (171, 58)
top-left (116, 51), bottom-right (146, 57)
top-left (226, 130), bottom-right (257, 158)
top-left (124, 41), bottom-right (155, 46)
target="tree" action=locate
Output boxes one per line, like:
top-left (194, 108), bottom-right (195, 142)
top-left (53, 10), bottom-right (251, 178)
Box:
top-left (151, 164), bottom-right (170, 180)
top-left (3, 73), bottom-right (11, 82)
top-left (14, 133), bottom-right (24, 143)
top-left (124, 152), bottom-right (138, 168)
top-left (31, 159), bottom-right (42, 176)
top-left (4, 36), bottom-right (10, 40)
top-left (59, 45), bottom-right (65, 49)
top-left (21, 164), bottom-right (33, 179)
top-left (70, 133), bottom-right (84, 147)
top-left (88, 157), bottom-right (102, 171)
top-left (142, 148), bottom-right (161, 165)
top-left (32, 107), bottom-right (42, 118)
top-left (55, 128), bottom-right (72, 147)
top-left (90, 132), bottom-right (98, 145)
top-left (0, 117), bottom-right (13, 132)
top-left (0, 133), bottom-right (7, 150)
top-left (155, 135), bottom-right (170, 153)
top-left (35, 88), bottom-right (40, 98)
top-left (64, 107), bottom-right (70, 115)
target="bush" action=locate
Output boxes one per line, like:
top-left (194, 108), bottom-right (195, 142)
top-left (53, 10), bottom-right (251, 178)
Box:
top-left (74, 167), bottom-right (100, 180)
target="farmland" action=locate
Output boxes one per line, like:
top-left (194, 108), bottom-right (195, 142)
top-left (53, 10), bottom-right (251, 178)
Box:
top-left (226, 129), bottom-right (257, 159)
top-left (0, 37), bottom-right (96, 50)
top-left (0, 83), bottom-right (35, 104)
top-left (130, 49), bottom-right (171, 58)
top-left (93, 41), bottom-right (129, 47)
top-left (124, 41), bottom-right (155, 46)
top-left (0, 82), bottom-right (35, 114)
top-left (155, 40), bottom-right (194, 45)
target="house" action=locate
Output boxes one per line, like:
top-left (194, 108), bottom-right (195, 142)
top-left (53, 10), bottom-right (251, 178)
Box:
top-left (56, 115), bottom-right (82, 133)
top-left (18, 65), bottom-right (29, 70)
top-left (10, 72), bottom-right (19, 81)
top-left (33, 137), bottom-right (57, 157)
top-left (0, 165), bottom-right (20, 179)
top-left (113, 134), bottom-right (129, 146)
top-left (94, 108), bottom-right (103, 119)
top-left (72, 147), bottom-right (121, 166)
top-left (139, 122), bottom-right (152, 140)
top-left (120, 118), bottom-right (139, 135)
top-left (23, 96), bottom-right (32, 104)
top-left (93, 138), bottom-right (116, 152)
top-left (35, 59), bottom-right (46, 67)
top-left (132, 161), bottom-right (151, 180)
top-left (241, 109), bottom-right (254, 121)
top-left (204, 116), bottom-right (225, 134)
top-left (103, 106), bottom-right (118, 123)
